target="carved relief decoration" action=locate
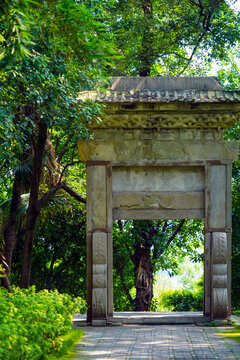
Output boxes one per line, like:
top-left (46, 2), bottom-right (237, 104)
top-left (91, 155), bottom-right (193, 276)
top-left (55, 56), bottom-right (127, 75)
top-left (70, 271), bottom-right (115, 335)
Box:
top-left (212, 288), bottom-right (228, 319)
top-left (92, 288), bottom-right (107, 318)
top-left (211, 232), bottom-right (228, 319)
top-left (91, 113), bottom-right (237, 130)
top-left (213, 275), bottom-right (227, 288)
top-left (93, 274), bottom-right (107, 288)
top-left (92, 232), bottom-right (107, 264)
top-left (92, 234), bottom-right (108, 318)
top-left (212, 264), bottom-right (227, 275)
top-left (93, 264), bottom-right (107, 288)
top-left (212, 232), bottom-right (227, 264)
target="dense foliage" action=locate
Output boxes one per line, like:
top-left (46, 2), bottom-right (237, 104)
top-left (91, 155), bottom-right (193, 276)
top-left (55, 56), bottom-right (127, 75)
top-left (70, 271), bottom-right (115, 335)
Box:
top-left (103, 0), bottom-right (240, 76)
top-left (0, 0), bottom-right (113, 288)
top-left (0, 286), bottom-right (87, 360)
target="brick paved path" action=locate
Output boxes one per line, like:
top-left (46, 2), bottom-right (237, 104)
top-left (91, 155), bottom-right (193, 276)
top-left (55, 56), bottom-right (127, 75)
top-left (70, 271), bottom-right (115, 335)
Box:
top-left (72, 325), bottom-right (240, 359)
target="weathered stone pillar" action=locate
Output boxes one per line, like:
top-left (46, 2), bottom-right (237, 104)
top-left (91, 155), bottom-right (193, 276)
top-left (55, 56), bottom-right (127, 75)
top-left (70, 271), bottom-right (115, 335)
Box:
top-left (86, 163), bottom-right (113, 325)
top-left (205, 163), bottom-right (232, 319)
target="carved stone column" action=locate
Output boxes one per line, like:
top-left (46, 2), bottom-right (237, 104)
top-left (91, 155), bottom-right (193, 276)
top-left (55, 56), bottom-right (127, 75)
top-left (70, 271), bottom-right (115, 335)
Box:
top-left (204, 232), bottom-right (211, 316)
top-left (205, 163), bottom-right (232, 320)
top-left (92, 232), bottom-right (108, 323)
top-left (211, 232), bottom-right (228, 319)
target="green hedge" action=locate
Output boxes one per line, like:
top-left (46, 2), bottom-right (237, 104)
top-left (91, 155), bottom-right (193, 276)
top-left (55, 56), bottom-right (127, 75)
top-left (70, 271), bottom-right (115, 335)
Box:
top-left (0, 286), bottom-right (87, 360)
top-left (151, 287), bottom-right (203, 312)
top-left (161, 288), bottom-right (203, 311)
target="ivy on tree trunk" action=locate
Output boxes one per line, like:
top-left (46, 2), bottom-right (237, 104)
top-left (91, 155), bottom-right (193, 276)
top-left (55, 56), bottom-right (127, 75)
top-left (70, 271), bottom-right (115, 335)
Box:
top-left (133, 242), bottom-right (153, 311)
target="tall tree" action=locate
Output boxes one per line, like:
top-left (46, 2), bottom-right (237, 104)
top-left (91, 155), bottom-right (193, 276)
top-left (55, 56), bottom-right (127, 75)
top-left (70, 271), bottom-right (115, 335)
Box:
top-left (0, 0), bottom-right (114, 288)
top-left (103, 0), bottom-right (240, 76)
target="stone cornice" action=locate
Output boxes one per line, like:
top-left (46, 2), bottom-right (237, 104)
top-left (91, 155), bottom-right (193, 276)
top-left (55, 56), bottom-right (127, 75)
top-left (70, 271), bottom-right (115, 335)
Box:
top-left (77, 77), bottom-right (240, 132)
top-left (78, 90), bottom-right (240, 104)
top-left (90, 112), bottom-right (238, 130)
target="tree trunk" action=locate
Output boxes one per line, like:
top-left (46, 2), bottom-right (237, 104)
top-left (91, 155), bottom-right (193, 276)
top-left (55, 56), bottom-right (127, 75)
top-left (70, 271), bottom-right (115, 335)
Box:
top-left (3, 172), bottom-right (22, 270)
top-left (4, 97), bottom-right (35, 273)
top-left (20, 207), bottom-right (39, 288)
top-left (0, 252), bottom-right (11, 291)
top-left (139, 0), bottom-right (154, 77)
top-left (134, 244), bottom-right (153, 311)
top-left (20, 121), bottom-right (47, 288)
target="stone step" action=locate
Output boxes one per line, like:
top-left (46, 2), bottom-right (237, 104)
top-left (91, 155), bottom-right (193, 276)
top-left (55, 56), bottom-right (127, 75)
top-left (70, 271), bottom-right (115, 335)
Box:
top-left (73, 311), bottom-right (211, 326)
top-left (109, 312), bottom-right (210, 325)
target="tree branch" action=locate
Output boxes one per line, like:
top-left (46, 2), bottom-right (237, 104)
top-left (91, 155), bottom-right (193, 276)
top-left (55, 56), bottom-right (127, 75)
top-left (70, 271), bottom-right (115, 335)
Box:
top-left (48, 252), bottom-right (73, 286)
top-left (187, 0), bottom-right (201, 8)
top-left (152, 221), bottom-right (168, 261)
top-left (38, 183), bottom-right (62, 209)
top-left (38, 182), bottom-right (86, 209)
top-left (58, 161), bottom-right (82, 183)
top-left (177, 32), bottom-right (206, 76)
top-left (59, 183), bottom-right (86, 204)
top-left (117, 220), bottom-right (123, 232)
top-left (161, 220), bottom-right (168, 233)
top-left (159, 220), bottom-right (185, 257)
top-left (57, 132), bottom-right (76, 163)
top-left (125, 242), bottom-right (134, 262)
top-left (177, 0), bottom-right (220, 76)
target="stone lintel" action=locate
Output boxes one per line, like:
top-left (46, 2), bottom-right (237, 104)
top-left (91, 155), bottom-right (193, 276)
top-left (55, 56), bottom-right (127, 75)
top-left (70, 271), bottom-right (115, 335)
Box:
top-left (78, 139), bottom-right (239, 163)
top-left (113, 208), bottom-right (204, 220)
top-left (112, 191), bottom-right (204, 211)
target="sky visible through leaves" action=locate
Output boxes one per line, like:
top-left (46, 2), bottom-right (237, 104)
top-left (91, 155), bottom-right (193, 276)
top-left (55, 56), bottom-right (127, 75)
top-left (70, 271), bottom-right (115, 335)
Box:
top-left (226, 0), bottom-right (240, 11)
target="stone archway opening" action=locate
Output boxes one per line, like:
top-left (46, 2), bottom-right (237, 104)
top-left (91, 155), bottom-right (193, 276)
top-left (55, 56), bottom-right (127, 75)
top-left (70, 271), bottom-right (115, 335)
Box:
top-left (112, 217), bottom-right (205, 314)
top-left (78, 77), bottom-right (240, 325)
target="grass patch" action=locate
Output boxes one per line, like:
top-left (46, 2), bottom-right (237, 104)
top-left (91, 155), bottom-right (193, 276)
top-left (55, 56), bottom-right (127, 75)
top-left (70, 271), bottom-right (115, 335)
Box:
top-left (49, 329), bottom-right (84, 359)
top-left (219, 325), bottom-right (240, 344)
top-left (233, 310), bottom-right (240, 317)
top-left (198, 321), bottom-right (218, 327)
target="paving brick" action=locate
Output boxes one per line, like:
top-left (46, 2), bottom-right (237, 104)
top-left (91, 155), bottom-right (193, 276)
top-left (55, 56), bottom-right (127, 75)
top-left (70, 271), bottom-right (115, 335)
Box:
top-left (72, 324), bottom-right (240, 359)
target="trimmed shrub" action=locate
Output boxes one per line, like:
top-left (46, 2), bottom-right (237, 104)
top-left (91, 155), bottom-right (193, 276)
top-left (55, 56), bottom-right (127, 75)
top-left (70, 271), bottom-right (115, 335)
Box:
top-left (0, 286), bottom-right (87, 360)
top-left (160, 288), bottom-right (203, 311)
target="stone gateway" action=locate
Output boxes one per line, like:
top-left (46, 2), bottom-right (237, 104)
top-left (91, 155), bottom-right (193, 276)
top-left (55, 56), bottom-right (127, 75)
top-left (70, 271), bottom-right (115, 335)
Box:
top-left (78, 77), bottom-right (240, 325)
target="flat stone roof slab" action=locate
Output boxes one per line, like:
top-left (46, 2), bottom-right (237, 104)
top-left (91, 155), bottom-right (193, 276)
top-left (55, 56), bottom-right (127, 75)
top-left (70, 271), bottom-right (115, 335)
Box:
top-left (78, 77), bottom-right (240, 104)
top-left (110, 76), bottom-right (223, 92)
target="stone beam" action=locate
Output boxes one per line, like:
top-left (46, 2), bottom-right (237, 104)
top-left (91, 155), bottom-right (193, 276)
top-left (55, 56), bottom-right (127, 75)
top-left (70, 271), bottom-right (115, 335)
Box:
top-left (78, 140), bottom-right (239, 163)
